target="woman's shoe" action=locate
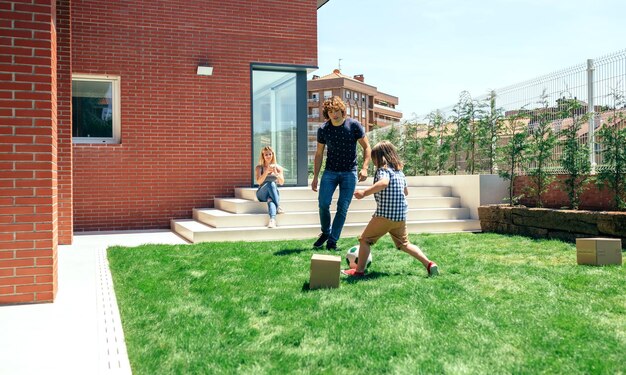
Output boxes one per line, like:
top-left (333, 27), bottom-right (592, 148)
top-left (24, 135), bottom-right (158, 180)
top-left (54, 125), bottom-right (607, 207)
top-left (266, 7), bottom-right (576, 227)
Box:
top-left (267, 219), bottom-right (276, 228)
top-left (277, 206), bottom-right (285, 214)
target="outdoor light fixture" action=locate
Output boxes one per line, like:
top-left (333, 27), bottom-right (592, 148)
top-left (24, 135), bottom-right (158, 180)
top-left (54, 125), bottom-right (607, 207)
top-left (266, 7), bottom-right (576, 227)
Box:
top-left (197, 64), bottom-right (213, 76)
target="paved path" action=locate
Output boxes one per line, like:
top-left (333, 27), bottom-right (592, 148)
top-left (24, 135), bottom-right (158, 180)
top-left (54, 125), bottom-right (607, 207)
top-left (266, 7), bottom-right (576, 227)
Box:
top-left (0, 230), bottom-right (188, 375)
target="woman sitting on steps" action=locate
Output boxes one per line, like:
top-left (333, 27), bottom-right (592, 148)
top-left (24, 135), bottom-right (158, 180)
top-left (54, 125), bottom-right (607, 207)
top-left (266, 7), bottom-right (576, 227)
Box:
top-left (255, 146), bottom-right (285, 228)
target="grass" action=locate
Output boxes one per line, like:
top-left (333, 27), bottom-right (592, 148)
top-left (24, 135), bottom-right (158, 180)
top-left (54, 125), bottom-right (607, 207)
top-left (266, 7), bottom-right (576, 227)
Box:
top-left (108, 233), bottom-right (626, 374)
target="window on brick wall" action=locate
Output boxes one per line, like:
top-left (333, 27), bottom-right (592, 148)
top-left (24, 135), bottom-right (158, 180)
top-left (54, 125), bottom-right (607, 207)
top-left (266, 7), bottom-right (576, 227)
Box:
top-left (72, 74), bottom-right (121, 143)
top-left (252, 64), bottom-right (310, 186)
top-left (252, 70), bottom-right (298, 184)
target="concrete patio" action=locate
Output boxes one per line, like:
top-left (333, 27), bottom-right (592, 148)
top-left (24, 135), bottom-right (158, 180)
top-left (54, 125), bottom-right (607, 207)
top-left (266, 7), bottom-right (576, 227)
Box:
top-left (0, 230), bottom-right (188, 375)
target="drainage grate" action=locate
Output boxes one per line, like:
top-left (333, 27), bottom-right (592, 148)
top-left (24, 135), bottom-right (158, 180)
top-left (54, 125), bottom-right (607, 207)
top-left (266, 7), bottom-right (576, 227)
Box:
top-left (95, 247), bottom-right (132, 374)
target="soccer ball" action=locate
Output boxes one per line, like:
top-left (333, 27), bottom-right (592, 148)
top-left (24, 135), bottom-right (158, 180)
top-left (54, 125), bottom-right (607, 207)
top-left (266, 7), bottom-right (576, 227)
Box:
top-left (345, 245), bottom-right (372, 270)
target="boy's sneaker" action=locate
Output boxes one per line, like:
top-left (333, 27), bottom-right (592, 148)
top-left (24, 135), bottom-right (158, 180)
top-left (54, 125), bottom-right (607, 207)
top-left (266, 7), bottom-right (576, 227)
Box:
top-left (326, 241), bottom-right (337, 251)
top-left (341, 269), bottom-right (365, 277)
top-left (427, 262), bottom-right (439, 277)
top-left (267, 219), bottom-right (276, 228)
top-left (313, 233), bottom-right (328, 248)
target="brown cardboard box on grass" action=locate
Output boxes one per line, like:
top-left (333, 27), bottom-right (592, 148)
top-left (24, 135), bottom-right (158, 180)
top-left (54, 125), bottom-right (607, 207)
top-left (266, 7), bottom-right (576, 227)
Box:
top-left (310, 254), bottom-right (341, 289)
top-left (576, 238), bottom-right (622, 266)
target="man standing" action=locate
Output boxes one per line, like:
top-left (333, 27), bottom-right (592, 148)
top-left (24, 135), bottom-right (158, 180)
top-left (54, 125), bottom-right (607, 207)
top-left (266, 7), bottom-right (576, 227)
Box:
top-left (311, 96), bottom-right (371, 250)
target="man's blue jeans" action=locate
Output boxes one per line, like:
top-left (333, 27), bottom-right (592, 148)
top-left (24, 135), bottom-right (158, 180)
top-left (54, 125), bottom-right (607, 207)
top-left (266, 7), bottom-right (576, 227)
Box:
top-left (318, 170), bottom-right (358, 243)
top-left (256, 181), bottom-right (280, 219)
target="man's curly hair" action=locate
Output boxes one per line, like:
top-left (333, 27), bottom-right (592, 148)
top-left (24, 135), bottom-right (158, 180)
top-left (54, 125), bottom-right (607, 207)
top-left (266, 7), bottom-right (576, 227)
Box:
top-left (322, 96), bottom-right (346, 120)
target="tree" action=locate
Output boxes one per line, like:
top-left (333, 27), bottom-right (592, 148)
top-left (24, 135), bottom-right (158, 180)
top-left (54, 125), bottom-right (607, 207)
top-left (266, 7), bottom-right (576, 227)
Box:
top-left (596, 89), bottom-right (626, 210)
top-left (451, 91), bottom-right (485, 174)
top-left (525, 91), bottom-right (557, 207)
top-left (478, 91), bottom-right (504, 174)
top-left (497, 112), bottom-right (529, 206)
top-left (426, 110), bottom-right (452, 176)
top-left (449, 92), bottom-right (470, 175)
top-left (363, 123), bottom-right (403, 175)
top-left (557, 96), bottom-right (591, 209)
top-left (402, 121), bottom-right (420, 176)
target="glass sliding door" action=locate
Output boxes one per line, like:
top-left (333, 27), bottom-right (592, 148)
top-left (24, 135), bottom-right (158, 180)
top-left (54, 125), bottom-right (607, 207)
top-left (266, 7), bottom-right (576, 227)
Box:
top-left (252, 70), bottom-right (298, 185)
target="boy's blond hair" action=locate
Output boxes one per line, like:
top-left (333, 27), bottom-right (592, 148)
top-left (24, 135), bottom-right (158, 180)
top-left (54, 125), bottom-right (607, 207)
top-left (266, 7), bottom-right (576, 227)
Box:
top-left (371, 140), bottom-right (404, 170)
top-left (322, 96), bottom-right (346, 120)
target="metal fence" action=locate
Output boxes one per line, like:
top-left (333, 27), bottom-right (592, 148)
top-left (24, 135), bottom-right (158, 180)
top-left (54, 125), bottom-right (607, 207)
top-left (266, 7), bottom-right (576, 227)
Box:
top-left (384, 48), bottom-right (626, 175)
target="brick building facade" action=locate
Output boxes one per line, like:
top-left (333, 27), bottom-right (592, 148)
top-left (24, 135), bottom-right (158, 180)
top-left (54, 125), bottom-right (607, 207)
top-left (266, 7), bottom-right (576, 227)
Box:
top-left (1, 0), bottom-right (323, 304)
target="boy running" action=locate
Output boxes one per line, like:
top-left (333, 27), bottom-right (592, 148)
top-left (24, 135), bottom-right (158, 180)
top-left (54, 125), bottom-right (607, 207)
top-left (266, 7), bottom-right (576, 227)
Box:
top-left (341, 140), bottom-right (439, 277)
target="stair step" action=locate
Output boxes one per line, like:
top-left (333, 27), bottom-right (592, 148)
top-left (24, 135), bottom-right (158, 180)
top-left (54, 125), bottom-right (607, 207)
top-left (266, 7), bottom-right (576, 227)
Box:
top-left (171, 218), bottom-right (482, 243)
top-left (215, 196), bottom-right (460, 214)
top-left (194, 207), bottom-right (471, 228)
top-left (235, 186), bottom-right (452, 201)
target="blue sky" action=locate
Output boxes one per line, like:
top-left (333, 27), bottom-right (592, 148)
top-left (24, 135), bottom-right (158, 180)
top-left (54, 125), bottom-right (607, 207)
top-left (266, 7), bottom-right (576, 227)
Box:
top-left (314, 0), bottom-right (626, 119)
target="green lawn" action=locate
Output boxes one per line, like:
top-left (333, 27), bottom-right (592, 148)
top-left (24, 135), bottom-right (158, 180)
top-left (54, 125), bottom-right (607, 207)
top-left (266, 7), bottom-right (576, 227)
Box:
top-left (108, 233), bottom-right (625, 374)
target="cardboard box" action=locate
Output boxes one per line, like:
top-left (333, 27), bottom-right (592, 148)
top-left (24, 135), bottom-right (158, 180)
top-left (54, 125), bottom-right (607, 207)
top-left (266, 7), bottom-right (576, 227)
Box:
top-left (576, 238), bottom-right (622, 266)
top-left (310, 254), bottom-right (341, 289)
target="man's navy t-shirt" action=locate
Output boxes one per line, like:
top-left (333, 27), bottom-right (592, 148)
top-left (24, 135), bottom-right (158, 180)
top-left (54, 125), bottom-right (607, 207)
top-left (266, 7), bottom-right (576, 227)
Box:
top-left (317, 118), bottom-right (365, 172)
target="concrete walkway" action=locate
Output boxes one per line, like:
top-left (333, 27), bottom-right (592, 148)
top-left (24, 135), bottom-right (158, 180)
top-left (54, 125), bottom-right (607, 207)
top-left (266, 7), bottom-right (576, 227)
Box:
top-left (0, 230), bottom-right (188, 375)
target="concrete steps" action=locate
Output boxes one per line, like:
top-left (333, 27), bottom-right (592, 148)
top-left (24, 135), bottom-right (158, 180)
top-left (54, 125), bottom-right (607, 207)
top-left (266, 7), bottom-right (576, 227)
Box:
top-left (172, 185), bottom-right (481, 243)
top-left (172, 218), bottom-right (481, 243)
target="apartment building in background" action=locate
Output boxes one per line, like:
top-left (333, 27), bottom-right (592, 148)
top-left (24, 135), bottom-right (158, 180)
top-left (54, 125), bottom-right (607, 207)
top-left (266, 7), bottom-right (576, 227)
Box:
top-left (307, 69), bottom-right (402, 163)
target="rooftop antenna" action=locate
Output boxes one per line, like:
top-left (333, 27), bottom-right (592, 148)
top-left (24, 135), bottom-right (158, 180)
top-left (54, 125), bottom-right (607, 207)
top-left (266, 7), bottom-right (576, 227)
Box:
top-left (338, 58), bottom-right (343, 70)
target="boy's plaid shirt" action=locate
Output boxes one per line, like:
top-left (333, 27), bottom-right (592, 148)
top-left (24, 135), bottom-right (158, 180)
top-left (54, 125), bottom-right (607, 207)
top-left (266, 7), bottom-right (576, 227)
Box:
top-left (373, 167), bottom-right (408, 221)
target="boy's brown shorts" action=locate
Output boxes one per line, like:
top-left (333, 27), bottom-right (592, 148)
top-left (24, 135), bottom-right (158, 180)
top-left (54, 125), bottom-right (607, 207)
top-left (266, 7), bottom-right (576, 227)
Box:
top-left (359, 216), bottom-right (409, 249)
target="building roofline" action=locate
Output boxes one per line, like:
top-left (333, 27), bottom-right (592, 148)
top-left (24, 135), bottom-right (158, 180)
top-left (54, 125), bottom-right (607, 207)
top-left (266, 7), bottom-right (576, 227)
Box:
top-left (317, 0), bottom-right (330, 9)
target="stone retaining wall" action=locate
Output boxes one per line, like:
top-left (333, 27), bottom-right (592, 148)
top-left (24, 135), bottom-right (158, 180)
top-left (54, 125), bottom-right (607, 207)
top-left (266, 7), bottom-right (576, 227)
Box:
top-left (478, 205), bottom-right (626, 248)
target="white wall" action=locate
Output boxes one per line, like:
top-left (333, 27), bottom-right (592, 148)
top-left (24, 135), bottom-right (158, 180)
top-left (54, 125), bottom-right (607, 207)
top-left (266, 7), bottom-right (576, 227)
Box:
top-left (404, 175), bottom-right (508, 219)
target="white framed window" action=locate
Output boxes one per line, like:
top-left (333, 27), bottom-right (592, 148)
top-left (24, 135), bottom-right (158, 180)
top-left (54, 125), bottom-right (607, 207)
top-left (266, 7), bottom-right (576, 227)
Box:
top-left (345, 91), bottom-right (351, 99)
top-left (346, 106), bottom-right (351, 115)
top-left (311, 92), bottom-right (319, 101)
top-left (354, 92), bottom-right (359, 101)
top-left (323, 90), bottom-right (332, 99)
top-left (72, 74), bottom-right (121, 144)
top-left (354, 108), bottom-right (359, 117)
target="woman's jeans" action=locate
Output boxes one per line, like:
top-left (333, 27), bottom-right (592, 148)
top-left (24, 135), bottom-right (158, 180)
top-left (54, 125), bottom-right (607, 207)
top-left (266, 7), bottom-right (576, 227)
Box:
top-left (256, 181), bottom-right (280, 219)
top-left (318, 170), bottom-right (358, 243)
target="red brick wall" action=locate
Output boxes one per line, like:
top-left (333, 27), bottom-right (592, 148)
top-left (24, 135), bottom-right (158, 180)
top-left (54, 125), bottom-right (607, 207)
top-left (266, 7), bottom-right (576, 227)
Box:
top-left (56, 0), bottom-right (71, 243)
top-left (69, 0), bottom-right (318, 231)
top-left (0, 0), bottom-right (58, 304)
top-left (514, 175), bottom-right (615, 210)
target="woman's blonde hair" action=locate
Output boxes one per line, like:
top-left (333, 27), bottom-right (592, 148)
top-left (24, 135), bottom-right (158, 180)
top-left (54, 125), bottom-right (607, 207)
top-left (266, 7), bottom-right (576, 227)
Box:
top-left (258, 146), bottom-right (277, 166)
top-left (322, 96), bottom-right (346, 120)
top-left (371, 140), bottom-right (404, 170)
